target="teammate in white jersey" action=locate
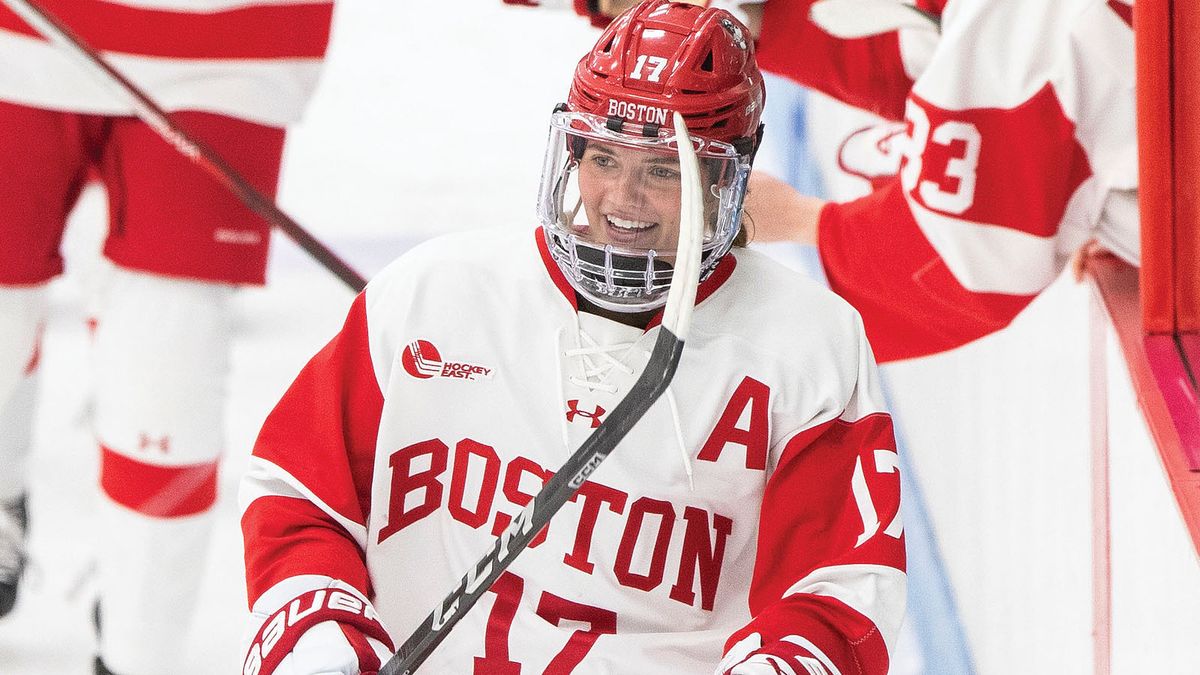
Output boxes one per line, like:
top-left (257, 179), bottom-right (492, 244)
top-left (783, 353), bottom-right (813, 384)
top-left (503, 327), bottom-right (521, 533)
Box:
top-left (742, 0), bottom-right (1136, 362)
top-left (240, 3), bottom-right (905, 674)
top-left (0, 2), bottom-right (333, 673)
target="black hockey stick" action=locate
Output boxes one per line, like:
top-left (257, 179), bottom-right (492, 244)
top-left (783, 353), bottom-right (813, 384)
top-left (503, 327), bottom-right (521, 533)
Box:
top-left (0, 0), bottom-right (368, 292)
top-left (378, 111), bottom-right (706, 675)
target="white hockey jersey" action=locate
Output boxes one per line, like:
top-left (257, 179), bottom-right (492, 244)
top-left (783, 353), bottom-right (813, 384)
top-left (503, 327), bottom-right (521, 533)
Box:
top-left (0, 0), bottom-right (332, 126)
top-left (757, 0), bottom-right (1136, 361)
top-left (241, 227), bottom-right (906, 674)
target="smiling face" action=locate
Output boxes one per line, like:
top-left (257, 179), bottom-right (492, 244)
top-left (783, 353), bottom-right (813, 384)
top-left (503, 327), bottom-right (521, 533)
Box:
top-left (537, 110), bottom-right (752, 313)
top-left (574, 141), bottom-right (684, 252)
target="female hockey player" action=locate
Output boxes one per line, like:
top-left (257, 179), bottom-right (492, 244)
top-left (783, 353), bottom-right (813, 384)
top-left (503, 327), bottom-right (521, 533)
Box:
top-left (239, 2), bottom-right (906, 673)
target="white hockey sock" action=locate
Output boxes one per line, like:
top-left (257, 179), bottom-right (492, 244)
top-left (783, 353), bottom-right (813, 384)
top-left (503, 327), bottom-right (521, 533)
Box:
top-left (0, 285), bottom-right (47, 503)
top-left (91, 268), bottom-right (235, 675)
top-left (0, 371), bottom-right (37, 504)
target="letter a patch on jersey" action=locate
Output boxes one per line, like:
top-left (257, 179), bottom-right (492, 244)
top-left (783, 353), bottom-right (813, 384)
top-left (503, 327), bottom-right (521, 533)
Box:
top-left (697, 376), bottom-right (770, 470)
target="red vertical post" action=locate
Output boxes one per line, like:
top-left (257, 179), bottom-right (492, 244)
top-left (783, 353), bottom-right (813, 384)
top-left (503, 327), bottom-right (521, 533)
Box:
top-left (1172, 2), bottom-right (1200, 331)
top-left (1137, 0), bottom-right (1174, 333)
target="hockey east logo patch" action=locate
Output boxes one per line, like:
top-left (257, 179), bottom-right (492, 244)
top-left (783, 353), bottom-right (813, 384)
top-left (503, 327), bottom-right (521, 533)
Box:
top-left (402, 339), bottom-right (493, 381)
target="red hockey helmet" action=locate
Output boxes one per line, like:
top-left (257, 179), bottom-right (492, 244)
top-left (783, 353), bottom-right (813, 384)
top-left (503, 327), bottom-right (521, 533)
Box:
top-left (539, 1), bottom-right (765, 313)
top-left (568, 0), bottom-right (765, 155)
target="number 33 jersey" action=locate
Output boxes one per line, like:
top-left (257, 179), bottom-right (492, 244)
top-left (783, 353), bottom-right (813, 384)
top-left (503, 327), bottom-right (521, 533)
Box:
top-left (241, 227), bottom-right (907, 674)
top-left (758, 0), bottom-right (1136, 362)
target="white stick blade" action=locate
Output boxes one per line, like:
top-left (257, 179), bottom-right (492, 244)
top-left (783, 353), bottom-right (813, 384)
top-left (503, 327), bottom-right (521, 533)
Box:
top-left (661, 112), bottom-right (704, 339)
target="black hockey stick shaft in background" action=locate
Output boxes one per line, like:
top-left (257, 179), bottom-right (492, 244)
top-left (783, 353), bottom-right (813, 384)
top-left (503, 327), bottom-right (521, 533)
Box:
top-left (0, 0), bottom-right (369, 293)
top-left (379, 329), bottom-right (685, 675)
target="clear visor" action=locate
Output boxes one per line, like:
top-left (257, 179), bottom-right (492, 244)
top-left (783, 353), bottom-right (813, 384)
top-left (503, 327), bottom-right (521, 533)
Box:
top-left (536, 110), bottom-right (750, 312)
top-left (538, 111), bottom-right (750, 256)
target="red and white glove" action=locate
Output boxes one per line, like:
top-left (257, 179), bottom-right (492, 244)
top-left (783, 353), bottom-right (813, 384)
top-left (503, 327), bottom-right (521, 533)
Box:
top-left (836, 121), bottom-right (908, 191)
top-left (715, 632), bottom-right (838, 675)
top-left (242, 577), bottom-right (394, 675)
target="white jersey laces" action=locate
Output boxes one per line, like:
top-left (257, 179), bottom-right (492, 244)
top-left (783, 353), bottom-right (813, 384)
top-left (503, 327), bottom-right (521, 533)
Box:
top-left (563, 330), bottom-right (635, 394)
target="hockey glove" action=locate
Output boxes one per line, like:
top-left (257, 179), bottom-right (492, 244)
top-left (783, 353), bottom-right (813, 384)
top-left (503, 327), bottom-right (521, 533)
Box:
top-left (836, 121), bottom-right (908, 191)
top-left (716, 632), bottom-right (836, 675)
top-left (243, 580), bottom-right (393, 675)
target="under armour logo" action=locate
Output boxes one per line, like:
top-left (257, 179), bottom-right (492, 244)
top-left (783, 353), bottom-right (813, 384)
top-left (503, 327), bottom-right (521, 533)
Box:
top-left (565, 400), bottom-right (606, 428)
top-left (138, 433), bottom-right (170, 453)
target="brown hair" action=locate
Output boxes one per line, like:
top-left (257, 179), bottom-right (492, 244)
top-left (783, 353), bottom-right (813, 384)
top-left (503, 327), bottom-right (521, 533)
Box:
top-left (733, 209), bottom-right (753, 247)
